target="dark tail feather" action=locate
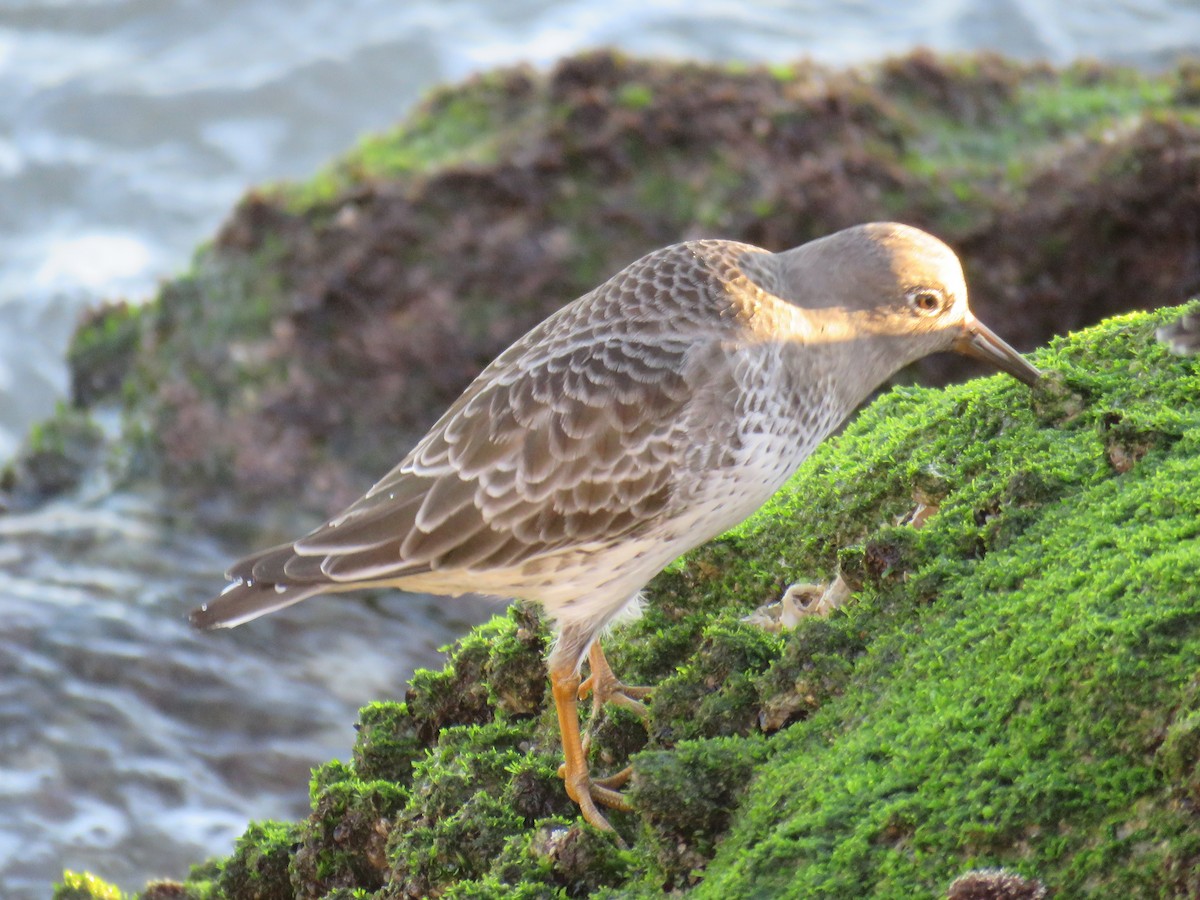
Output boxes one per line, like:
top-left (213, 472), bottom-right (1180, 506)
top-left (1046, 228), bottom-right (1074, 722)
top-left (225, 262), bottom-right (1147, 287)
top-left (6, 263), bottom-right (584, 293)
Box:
top-left (189, 578), bottom-right (326, 630)
top-left (190, 540), bottom-right (327, 629)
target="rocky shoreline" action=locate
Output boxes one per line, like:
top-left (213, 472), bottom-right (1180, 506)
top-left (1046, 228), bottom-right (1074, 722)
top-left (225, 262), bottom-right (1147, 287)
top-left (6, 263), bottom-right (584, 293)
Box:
top-left (37, 50), bottom-right (1200, 897)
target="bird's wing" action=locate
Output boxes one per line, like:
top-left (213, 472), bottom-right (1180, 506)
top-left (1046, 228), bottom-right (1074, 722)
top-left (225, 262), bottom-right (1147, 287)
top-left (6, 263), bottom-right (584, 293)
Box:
top-left (191, 243), bottom-right (752, 630)
top-left (276, 328), bottom-right (701, 584)
top-left (195, 333), bottom-right (710, 628)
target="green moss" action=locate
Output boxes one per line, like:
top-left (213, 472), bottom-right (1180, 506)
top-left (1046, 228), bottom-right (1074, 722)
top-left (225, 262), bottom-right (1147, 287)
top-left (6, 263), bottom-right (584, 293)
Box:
top-left (406, 719), bottom-right (537, 820)
top-left (615, 83), bottom-right (654, 110)
top-left (394, 791), bottom-right (528, 894)
top-left (485, 604), bottom-right (551, 716)
top-left (405, 604), bottom-right (552, 739)
top-left (1019, 62), bottom-right (1177, 136)
top-left (294, 779), bottom-right (408, 894)
top-left (629, 735), bottom-right (770, 889)
top-left (52, 871), bottom-right (125, 900)
top-left (133, 242), bottom-right (291, 405)
top-left (756, 616), bottom-right (867, 733)
top-left (650, 619), bottom-right (783, 742)
top-left (427, 819), bottom-right (635, 899)
top-left (887, 55), bottom-right (1195, 209)
top-left (68, 300), bottom-right (145, 406)
top-left (286, 70), bottom-right (538, 208)
top-left (766, 61), bottom-right (798, 81)
top-left (351, 702), bottom-right (423, 784)
top-left (111, 239), bottom-right (299, 493)
top-left (311, 759), bottom-right (358, 797)
top-left (177, 859), bottom-right (220, 899)
top-left (22, 404), bottom-right (101, 458)
top-left (439, 882), bottom-right (562, 899)
top-left (216, 820), bottom-right (297, 900)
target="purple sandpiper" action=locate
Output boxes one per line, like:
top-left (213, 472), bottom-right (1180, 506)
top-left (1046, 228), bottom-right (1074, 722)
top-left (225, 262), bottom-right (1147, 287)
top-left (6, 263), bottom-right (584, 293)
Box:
top-left (191, 222), bottom-right (1041, 832)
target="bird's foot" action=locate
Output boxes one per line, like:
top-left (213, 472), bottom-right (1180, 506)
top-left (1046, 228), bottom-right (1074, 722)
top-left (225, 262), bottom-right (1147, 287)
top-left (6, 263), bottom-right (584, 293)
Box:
top-left (556, 758), bottom-right (634, 792)
top-left (591, 764), bottom-right (633, 790)
top-left (579, 641), bottom-right (652, 722)
top-left (560, 759), bottom-right (632, 843)
top-left (558, 642), bottom-right (653, 788)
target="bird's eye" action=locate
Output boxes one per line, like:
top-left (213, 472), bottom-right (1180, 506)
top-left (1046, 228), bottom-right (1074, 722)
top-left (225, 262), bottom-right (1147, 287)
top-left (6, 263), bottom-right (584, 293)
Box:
top-left (908, 290), bottom-right (943, 314)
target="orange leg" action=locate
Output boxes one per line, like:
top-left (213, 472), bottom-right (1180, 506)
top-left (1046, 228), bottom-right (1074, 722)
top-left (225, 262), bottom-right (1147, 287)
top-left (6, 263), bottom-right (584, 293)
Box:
top-left (551, 640), bottom-right (654, 828)
top-left (551, 663), bottom-right (631, 833)
top-left (579, 642), bottom-right (653, 715)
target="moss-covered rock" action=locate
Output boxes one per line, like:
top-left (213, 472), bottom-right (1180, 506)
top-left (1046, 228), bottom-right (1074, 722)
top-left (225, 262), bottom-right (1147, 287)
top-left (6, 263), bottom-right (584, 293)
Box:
top-left (628, 735), bottom-right (769, 889)
top-left (215, 820), bottom-right (296, 899)
top-left (67, 301), bottom-right (145, 407)
top-left (293, 778), bottom-right (407, 896)
top-left (351, 703), bottom-right (424, 785)
top-left (53, 871), bottom-right (127, 900)
top-left (649, 620), bottom-right (782, 743)
top-left (1, 402), bottom-right (105, 509)
top-left (688, 301), bottom-right (1200, 898)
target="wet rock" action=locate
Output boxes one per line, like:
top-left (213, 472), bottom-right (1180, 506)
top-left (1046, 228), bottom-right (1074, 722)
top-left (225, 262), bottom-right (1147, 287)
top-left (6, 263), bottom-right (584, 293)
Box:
top-left (0, 406), bottom-right (104, 510)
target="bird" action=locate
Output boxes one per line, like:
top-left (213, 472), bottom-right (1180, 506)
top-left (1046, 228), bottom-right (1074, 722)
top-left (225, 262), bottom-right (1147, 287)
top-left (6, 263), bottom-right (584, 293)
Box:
top-left (191, 222), bottom-right (1041, 833)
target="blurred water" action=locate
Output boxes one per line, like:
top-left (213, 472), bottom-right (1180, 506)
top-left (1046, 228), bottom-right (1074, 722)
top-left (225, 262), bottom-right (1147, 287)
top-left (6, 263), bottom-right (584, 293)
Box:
top-left (0, 475), bottom-right (492, 896)
top-left (2, 0), bottom-right (1200, 895)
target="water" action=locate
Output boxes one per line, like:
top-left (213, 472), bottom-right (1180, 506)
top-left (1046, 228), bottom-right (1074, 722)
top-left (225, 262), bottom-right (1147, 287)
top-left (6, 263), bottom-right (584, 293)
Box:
top-left (3, 1), bottom-right (1200, 895)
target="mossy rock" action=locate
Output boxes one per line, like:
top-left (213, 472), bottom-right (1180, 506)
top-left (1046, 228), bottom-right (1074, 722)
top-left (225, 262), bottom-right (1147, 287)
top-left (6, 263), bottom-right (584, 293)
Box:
top-left (53, 871), bottom-right (127, 900)
top-left (38, 47), bottom-right (1200, 899)
top-left (215, 820), bottom-right (296, 899)
top-left (0, 402), bottom-right (105, 508)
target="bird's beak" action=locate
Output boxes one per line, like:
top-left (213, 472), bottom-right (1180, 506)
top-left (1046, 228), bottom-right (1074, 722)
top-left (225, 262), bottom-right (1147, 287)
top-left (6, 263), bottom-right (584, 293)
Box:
top-left (953, 315), bottom-right (1041, 387)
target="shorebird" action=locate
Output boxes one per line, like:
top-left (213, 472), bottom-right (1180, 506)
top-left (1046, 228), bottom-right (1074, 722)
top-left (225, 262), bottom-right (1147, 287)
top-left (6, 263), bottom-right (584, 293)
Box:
top-left (191, 222), bottom-right (1041, 833)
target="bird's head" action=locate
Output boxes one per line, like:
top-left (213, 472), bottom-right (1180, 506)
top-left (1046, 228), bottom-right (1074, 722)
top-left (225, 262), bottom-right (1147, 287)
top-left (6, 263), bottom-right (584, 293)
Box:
top-left (773, 222), bottom-right (1040, 387)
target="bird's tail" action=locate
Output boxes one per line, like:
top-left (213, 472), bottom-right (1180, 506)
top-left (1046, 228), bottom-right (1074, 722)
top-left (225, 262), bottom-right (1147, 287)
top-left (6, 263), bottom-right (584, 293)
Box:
top-left (190, 542), bottom-right (325, 630)
top-left (189, 578), bottom-right (326, 630)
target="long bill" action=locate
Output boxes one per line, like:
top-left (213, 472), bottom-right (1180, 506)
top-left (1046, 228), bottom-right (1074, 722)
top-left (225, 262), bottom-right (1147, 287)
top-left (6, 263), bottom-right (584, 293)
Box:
top-left (953, 315), bottom-right (1041, 386)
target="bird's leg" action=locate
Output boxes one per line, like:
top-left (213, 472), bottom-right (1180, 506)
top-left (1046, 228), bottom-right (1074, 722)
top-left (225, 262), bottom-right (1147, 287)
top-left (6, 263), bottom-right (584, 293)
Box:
top-left (550, 662), bottom-right (631, 834)
top-left (576, 641), bottom-right (652, 789)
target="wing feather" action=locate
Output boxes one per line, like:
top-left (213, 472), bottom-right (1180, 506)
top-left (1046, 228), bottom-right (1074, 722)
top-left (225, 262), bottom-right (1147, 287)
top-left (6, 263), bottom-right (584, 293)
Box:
top-left (294, 488), bottom-right (426, 555)
top-left (414, 474), bottom-right (478, 532)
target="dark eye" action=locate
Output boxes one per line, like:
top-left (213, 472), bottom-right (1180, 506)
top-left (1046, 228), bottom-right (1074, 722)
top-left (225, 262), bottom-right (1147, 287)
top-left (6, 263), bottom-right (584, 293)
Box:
top-left (908, 290), bottom-right (942, 313)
